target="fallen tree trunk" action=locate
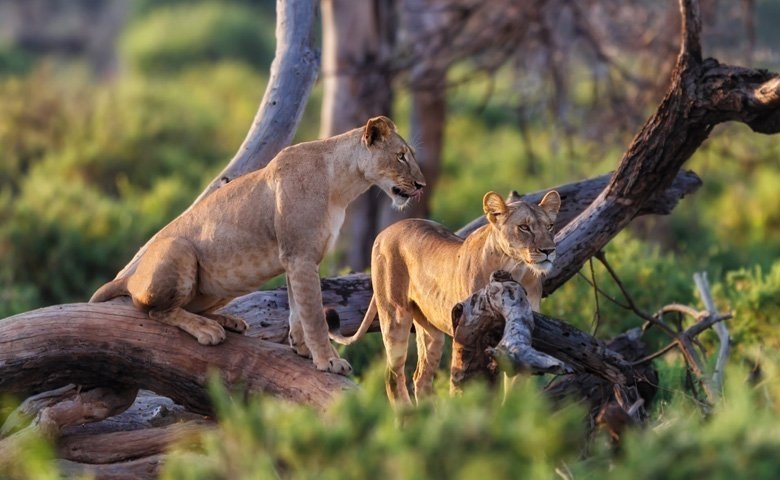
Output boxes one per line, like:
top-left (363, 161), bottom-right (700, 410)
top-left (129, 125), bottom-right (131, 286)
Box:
top-left (0, 302), bottom-right (355, 414)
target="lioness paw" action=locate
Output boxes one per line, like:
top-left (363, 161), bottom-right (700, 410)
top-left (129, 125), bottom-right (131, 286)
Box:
top-left (318, 357), bottom-right (352, 376)
top-left (210, 313), bottom-right (248, 334)
top-left (193, 323), bottom-right (226, 345)
top-left (289, 335), bottom-right (312, 358)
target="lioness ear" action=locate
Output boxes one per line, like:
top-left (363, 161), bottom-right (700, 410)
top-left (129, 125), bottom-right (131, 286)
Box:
top-left (539, 190), bottom-right (561, 217)
top-left (483, 191), bottom-right (508, 224)
top-left (363, 116), bottom-right (396, 146)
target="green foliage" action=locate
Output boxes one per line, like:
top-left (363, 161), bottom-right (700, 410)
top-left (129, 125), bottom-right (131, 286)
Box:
top-left (0, 396), bottom-right (59, 480)
top-left (578, 359), bottom-right (780, 480)
top-left (0, 44), bottom-right (33, 77)
top-left (0, 69), bottom-right (74, 192)
top-left (0, 63), bottom-right (266, 312)
top-left (160, 357), bottom-right (780, 480)
top-left (717, 262), bottom-right (780, 355)
top-left (544, 233), bottom-right (696, 341)
top-left (121, 2), bottom-right (275, 75)
top-left (162, 367), bottom-right (586, 480)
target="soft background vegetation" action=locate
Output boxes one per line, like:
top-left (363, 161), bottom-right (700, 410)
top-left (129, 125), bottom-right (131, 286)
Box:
top-left (1, 0), bottom-right (779, 477)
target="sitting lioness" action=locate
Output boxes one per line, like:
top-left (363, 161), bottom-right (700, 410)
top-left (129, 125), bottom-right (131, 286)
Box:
top-left (90, 116), bottom-right (425, 375)
top-left (329, 190), bottom-right (560, 403)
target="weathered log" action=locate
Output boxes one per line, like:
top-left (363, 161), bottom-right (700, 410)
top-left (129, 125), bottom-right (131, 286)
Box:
top-left (450, 271), bottom-right (572, 391)
top-left (449, 271), bottom-right (634, 392)
top-left (544, 328), bottom-right (659, 439)
top-left (447, 270), bottom-right (660, 438)
top-left (0, 302), bottom-right (355, 415)
top-left (222, 274), bottom-right (374, 343)
top-left (57, 454), bottom-right (164, 480)
top-left (58, 421), bottom-right (209, 464)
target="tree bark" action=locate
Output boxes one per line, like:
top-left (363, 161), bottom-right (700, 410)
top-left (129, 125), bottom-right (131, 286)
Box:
top-left (0, 302), bottom-right (354, 415)
top-left (319, 0), bottom-right (400, 271)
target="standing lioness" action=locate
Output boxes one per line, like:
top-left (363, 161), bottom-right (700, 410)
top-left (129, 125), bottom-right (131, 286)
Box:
top-left (330, 190), bottom-right (560, 403)
top-left (90, 116), bottom-right (425, 375)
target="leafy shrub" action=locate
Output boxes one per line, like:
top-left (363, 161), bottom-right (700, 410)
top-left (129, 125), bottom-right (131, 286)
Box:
top-left (162, 367), bottom-right (586, 480)
top-left (0, 64), bottom-right (266, 312)
top-left (544, 233), bottom-right (697, 342)
top-left (121, 2), bottom-right (275, 75)
top-left (579, 359), bottom-right (780, 480)
top-left (715, 261), bottom-right (780, 356)
top-left (0, 45), bottom-right (33, 77)
top-left (0, 69), bottom-right (74, 192)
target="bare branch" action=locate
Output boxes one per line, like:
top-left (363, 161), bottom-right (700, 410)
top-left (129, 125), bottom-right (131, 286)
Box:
top-left (694, 272), bottom-right (731, 396)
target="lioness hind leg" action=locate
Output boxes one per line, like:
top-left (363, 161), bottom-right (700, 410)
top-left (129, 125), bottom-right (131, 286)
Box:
top-left (412, 320), bottom-right (445, 403)
top-left (148, 308), bottom-right (226, 345)
top-left (379, 305), bottom-right (414, 407)
top-left (127, 237), bottom-right (226, 345)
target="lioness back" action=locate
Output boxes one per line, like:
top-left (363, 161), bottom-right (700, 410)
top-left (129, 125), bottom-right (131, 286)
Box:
top-left (372, 219), bottom-right (466, 334)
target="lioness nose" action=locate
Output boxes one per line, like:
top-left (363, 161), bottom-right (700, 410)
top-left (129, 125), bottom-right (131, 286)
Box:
top-left (540, 248), bottom-right (555, 256)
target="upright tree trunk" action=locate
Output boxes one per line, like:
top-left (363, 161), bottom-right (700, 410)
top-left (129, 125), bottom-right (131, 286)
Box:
top-left (320, 0), bottom-right (399, 271)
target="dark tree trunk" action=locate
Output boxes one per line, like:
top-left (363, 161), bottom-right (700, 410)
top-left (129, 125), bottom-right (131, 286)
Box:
top-left (320, 0), bottom-right (400, 271)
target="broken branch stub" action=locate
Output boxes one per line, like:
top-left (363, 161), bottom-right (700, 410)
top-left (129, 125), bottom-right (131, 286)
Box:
top-left (450, 270), bottom-right (572, 392)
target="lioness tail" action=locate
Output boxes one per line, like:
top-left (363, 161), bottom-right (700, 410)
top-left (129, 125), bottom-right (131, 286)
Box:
top-left (327, 296), bottom-right (377, 346)
top-left (89, 277), bottom-right (129, 303)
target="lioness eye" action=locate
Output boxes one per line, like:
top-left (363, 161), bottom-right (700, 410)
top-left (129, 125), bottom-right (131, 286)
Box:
top-left (547, 224), bottom-right (554, 231)
top-left (397, 152), bottom-right (406, 163)
top-left (518, 225), bottom-right (530, 232)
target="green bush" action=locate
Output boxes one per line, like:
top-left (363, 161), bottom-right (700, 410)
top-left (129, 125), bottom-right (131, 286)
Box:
top-left (580, 360), bottom-right (780, 480)
top-left (0, 44), bottom-right (33, 77)
top-left (544, 233), bottom-right (697, 341)
top-left (0, 69), bottom-right (74, 192)
top-left (716, 261), bottom-right (780, 355)
top-left (121, 2), bottom-right (275, 75)
top-left (0, 64), bottom-right (267, 313)
top-left (162, 367), bottom-right (586, 480)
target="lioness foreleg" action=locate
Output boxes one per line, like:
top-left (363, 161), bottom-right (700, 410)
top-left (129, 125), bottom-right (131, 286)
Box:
top-left (284, 259), bottom-right (352, 375)
top-left (286, 275), bottom-right (311, 358)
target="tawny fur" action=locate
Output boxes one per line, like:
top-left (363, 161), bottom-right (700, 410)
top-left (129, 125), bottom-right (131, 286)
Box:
top-left (330, 190), bottom-right (560, 403)
top-left (90, 116), bottom-right (425, 376)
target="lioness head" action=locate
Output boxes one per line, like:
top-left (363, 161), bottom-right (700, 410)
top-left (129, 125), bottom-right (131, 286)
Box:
top-left (360, 116), bottom-right (426, 209)
top-left (483, 190), bottom-right (561, 275)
